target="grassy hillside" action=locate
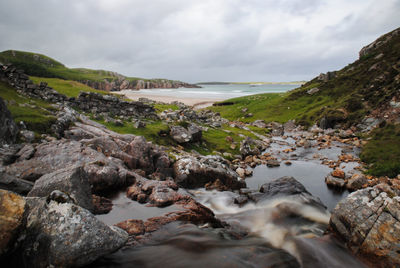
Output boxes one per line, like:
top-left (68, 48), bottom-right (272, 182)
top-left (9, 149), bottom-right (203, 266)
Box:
top-left (0, 50), bottom-right (182, 84)
top-left (211, 28), bottom-right (400, 128)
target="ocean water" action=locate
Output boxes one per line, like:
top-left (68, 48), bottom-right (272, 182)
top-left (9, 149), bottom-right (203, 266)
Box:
top-left (136, 83), bottom-right (300, 100)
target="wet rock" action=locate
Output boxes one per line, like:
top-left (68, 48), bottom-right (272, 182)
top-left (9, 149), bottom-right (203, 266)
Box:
top-left (170, 126), bottom-right (192, 143)
top-left (346, 174), bottom-right (368, 191)
top-left (0, 172), bottom-right (33, 195)
top-left (205, 179), bottom-right (228, 191)
top-left (266, 159), bottom-right (280, 167)
top-left (173, 155), bottom-right (245, 190)
top-left (256, 176), bottom-right (326, 209)
top-left (149, 185), bottom-right (183, 207)
top-left (115, 219), bottom-right (145, 236)
top-left (92, 195), bottom-right (113, 215)
top-left (325, 175), bottom-right (346, 188)
top-left (0, 190), bottom-right (26, 256)
top-left (28, 166), bottom-right (94, 212)
top-left (331, 168), bottom-right (345, 179)
top-left (330, 184), bottom-right (400, 267)
top-left (234, 195), bottom-right (248, 206)
top-left (0, 97), bottom-right (18, 145)
top-left (10, 197), bottom-right (128, 267)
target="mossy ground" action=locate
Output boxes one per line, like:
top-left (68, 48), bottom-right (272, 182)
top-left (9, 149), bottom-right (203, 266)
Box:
top-left (0, 81), bottom-right (56, 134)
top-left (360, 124), bottom-right (400, 178)
top-left (30, 77), bottom-right (107, 98)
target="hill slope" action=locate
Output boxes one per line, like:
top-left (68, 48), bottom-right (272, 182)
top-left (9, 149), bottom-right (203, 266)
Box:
top-left (212, 27), bottom-right (400, 129)
top-left (0, 50), bottom-right (198, 91)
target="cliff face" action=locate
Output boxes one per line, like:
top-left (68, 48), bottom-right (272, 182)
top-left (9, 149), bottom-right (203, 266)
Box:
top-left (81, 78), bottom-right (200, 91)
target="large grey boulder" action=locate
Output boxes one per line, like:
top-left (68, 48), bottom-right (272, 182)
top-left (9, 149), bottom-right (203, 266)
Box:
top-left (28, 166), bottom-right (94, 212)
top-left (330, 184), bottom-right (400, 267)
top-left (11, 196), bottom-right (128, 268)
top-left (170, 126), bottom-right (192, 144)
top-left (173, 155), bottom-right (245, 190)
top-left (0, 97), bottom-right (18, 145)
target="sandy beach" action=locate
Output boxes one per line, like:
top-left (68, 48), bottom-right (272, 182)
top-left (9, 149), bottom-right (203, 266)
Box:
top-left (115, 90), bottom-right (224, 108)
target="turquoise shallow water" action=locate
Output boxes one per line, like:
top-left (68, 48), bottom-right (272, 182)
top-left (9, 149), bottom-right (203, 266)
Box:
top-left (135, 83), bottom-right (299, 100)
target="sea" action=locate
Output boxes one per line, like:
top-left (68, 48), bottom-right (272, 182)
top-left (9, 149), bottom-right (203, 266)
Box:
top-left (136, 83), bottom-right (300, 100)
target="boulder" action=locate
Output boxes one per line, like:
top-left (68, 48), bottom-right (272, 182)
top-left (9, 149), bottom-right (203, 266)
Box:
top-left (0, 172), bottom-right (34, 195)
top-left (10, 197), bottom-right (128, 267)
top-left (170, 126), bottom-right (192, 143)
top-left (239, 137), bottom-right (261, 157)
top-left (0, 190), bottom-right (26, 256)
top-left (187, 124), bottom-right (202, 142)
top-left (325, 175), bottom-right (346, 188)
top-left (330, 184), bottom-right (400, 267)
top-left (173, 155), bottom-right (245, 190)
top-left (0, 97), bottom-right (18, 145)
top-left (27, 166), bottom-right (94, 212)
top-left (346, 174), bottom-right (368, 191)
top-left (254, 176), bottom-right (326, 209)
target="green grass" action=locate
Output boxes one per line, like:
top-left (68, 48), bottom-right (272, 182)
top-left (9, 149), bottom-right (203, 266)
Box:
top-left (30, 76), bottom-right (108, 98)
top-left (153, 103), bottom-right (180, 113)
top-left (0, 81), bottom-right (57, 134)
top-left (360, 124), bottom-right (400, 177)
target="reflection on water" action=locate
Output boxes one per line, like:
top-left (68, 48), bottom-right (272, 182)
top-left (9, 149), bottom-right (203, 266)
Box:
top-left (96, 191), bottom-right (181, 225)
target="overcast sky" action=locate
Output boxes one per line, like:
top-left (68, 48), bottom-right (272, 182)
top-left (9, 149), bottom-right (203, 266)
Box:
top-left (0, 0), bottom-right (399, 82)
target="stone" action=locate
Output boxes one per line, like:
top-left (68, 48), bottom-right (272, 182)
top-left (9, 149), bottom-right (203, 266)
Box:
top-left (267, 159), bottom-right (280, 167)
top-left (252, 120), bottom-right (267, 128)
top-left (331, 168), bottom-right (345, 179)
top-left (115, 219), bottom-right (145, 236)
top-left (9, 197), bottom-right (128, 267)
top-left (173, 155), bottom-right (245, 190)
top-left (133, 120), bottom-right (146, 129)
top-left (19, 130), bottom-right (35, 143)
top-left (187, 124), bottom-right (202, 142)
top-left (236, 167), bottom-right (246, 178)
top-left (330, 184), bottom-right (400, 267)
top-left (346, 174), bottom-right (368, 191)
top-left (268, 122), bottom-right (284, 136)
top-left (27, 166), bottom-right (94, 212)
top-left (205, 179), bottom-right (228, 191)
top-left (170, 126), bottom-right (192, 144)
top-left (307, 87), bottom-right (320, 95)
top-left (0, 97), bottom-right (18, 145)
top-left (325, 175), bottom-right (346, 188)
top-left (149, 185), bottom-right (183, 207)
top-left (240, 137), bottom-right (261, 157)
top-left (0, 190), bottom-right (26, 255)
top-left (0, 172), bottom-right (34, 195)
top-left (256, 176), bottom-right (326, 209)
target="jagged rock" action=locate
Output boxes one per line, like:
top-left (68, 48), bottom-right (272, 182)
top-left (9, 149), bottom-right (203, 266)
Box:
top-left (51, 106), bottom-right (78, 138)
top-left (330, 184), bottom-right (400, 267)
top-left (346, 174), bottom-right (368, 191)
top-left (0, 172), bottom-right (33, 195)
top-left (0, 190), bottom-right (26, 256)
top-left (19, 130), bottom-right (35, 143)
top-left (0, 145), bottom-right (20, 165)
top-left (173, 155), bottom-right (245, 190)
top-left (187, 124), bottom-right (202, 142)
top-left (15, 144), bottom-right (35, 161)
top-left (9, 197), bottom-right (128, 267)
top-left (27, 166), bottom-right (94, 212)
top-left (0, 97), bottom-right (18, 145)
top-left (325, 175), bottom-right (346, 188)
top-left (170, 126), bottom-right (192, 144)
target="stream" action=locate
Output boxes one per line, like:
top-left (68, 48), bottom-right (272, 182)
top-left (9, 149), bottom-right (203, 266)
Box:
top-left (91, 133), bottom-right (366, 267)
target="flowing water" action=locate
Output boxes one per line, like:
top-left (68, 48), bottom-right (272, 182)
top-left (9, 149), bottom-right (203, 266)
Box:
top-left (93, 133), bottom-right (366, 267)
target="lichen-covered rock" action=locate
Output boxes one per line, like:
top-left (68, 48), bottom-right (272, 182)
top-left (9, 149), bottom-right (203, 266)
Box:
top-left (330, 184), bottom-right (400, 267)
top-left (11, 197), bottom-right (128, 268)
top-left (173, 155), bottom-right (245, 190)
top-left (27, 166), bottom-right (94, 212)
top-left (0, 97), bottom-right (18, 145)
top-left (0, 190), bottom-right (26, 256)
top-left (169, 126), bottom-right (192, 144)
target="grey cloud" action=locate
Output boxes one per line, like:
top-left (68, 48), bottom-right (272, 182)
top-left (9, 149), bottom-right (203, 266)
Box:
top-left (0, 0), bottom-right (399, 82)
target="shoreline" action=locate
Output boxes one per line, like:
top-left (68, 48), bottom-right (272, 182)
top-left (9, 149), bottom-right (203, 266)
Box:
top-left (115, 90), bottom-right (224, 108)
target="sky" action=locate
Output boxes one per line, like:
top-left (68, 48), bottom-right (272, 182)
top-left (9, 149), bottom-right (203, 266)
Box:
top-left (0, 0), bottom-right (399, 83)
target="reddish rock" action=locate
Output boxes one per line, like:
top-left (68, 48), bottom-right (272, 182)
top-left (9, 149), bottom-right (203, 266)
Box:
top-left (331, 168), bottom-right (345, 179)
top-left (115, 219), bottom-right (145, 236)
top-left (92, 194), bottom-right (113, 215)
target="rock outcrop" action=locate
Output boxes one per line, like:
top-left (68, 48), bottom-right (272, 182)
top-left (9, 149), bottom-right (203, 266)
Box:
top-left (0, 97), bottom-right (18, 145)
top-left (8, 196), bottom-right (128, 267)
top-left (330, 184), bottom-right (400, 267)
top-left (173, 155), bottom-right (245, 190)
